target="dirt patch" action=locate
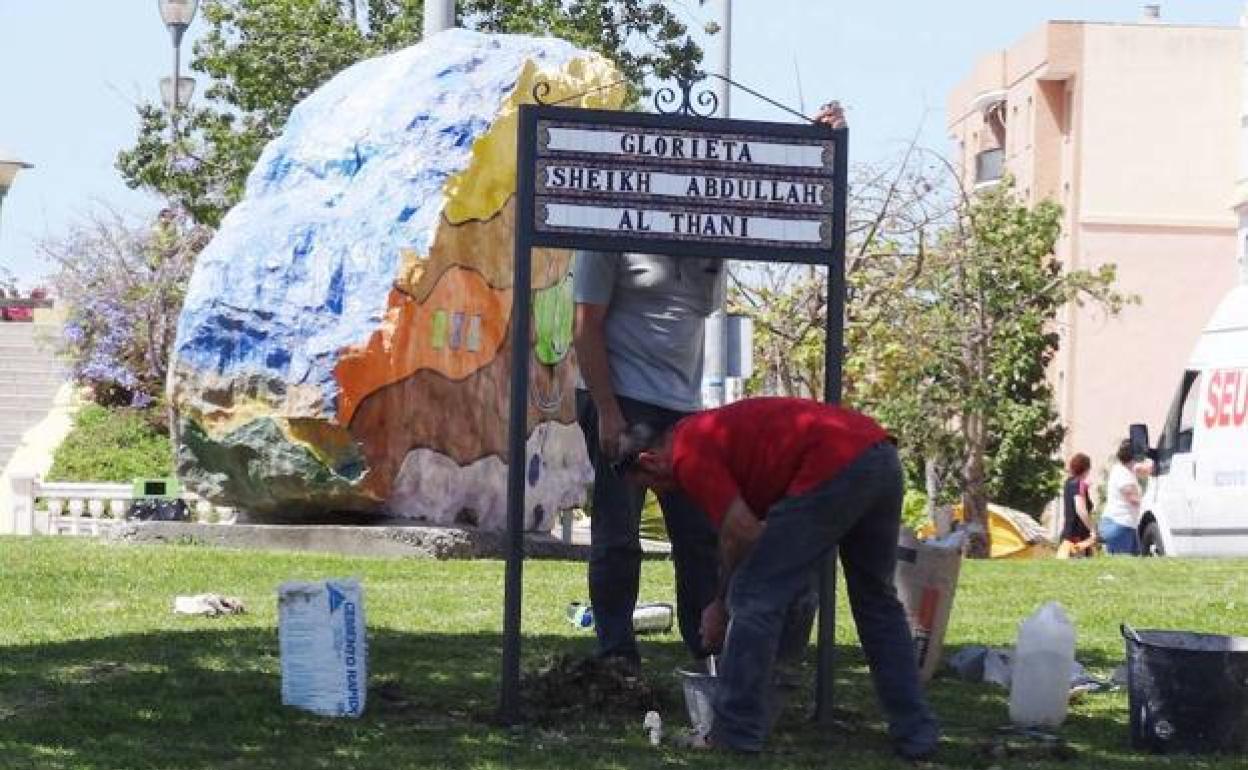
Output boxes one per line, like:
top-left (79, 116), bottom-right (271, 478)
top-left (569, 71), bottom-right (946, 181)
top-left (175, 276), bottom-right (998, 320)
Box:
top-left (0, 689), bottom-right (55, 721)
top-left (521, 655), bottom-right (668, 724)
top-left (972, 727), bottom-right (1078, 766)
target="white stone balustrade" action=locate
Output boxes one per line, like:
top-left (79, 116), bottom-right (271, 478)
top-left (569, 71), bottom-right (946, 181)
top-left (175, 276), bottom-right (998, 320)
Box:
top-left (6, 472), bottom-right (235, 536)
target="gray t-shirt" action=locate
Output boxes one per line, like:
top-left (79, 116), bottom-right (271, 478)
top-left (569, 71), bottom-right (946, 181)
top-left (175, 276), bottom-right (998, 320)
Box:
top-left (573, 250), bottom-right (725, 412)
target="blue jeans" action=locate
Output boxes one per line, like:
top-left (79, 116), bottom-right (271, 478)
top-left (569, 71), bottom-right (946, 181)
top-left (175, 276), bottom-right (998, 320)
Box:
top-left (712, 443), bottom-right (938, 756)
top-left (576, 390), bottom-right (719, 661)
top-left (1099, 518), bottom-right (1139, 555)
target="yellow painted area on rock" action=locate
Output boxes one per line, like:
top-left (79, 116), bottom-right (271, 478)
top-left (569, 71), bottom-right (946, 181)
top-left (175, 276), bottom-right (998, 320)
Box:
top-left (182, 379), bottom-right (329, 439)
top-left (183, 395), bottom-right (363, 475)
top-left (442, 54), bottom-right (626, 225)
top-left (395, 201), bottom-right (571, 300)
top-left (282, 417), bottom-right (364, 471)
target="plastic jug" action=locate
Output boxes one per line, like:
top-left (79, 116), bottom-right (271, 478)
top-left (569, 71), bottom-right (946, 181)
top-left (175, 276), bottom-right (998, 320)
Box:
top-left (1009, 601), bottom-right (1075, 728)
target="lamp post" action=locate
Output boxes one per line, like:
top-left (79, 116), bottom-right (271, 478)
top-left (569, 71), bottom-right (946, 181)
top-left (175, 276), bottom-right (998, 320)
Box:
top-left (0, 150), bottom-right (33, 253)
top-left (158, 0), bottom-right (199, 144)
top-left (423, 0), bottom-right (456, 37)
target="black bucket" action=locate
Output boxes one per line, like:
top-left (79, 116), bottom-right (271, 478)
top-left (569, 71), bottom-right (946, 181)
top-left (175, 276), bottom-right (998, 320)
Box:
top-left (1122, 624), bottom-right (1248, 754)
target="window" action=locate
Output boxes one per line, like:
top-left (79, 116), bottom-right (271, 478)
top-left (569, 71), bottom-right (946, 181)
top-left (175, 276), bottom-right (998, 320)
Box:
top-left (975, 149), bottom-right (1004, 185)
top-left (1156, 370), bottom-right (1200, 470)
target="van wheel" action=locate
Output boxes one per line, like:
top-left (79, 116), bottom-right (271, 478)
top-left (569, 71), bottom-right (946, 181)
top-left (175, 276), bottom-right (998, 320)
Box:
top-left (1140, 521), bottom-right (1165, 557)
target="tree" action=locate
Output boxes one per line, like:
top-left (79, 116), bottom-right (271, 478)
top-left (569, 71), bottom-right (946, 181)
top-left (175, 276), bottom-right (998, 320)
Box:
top-left (733, 149), bottom-right (1131, 557)
top-left (876, 180), bottom-right (1130, 557)
top-left (117, 0), bottom-right (702, 225)
top-left (732, 142), bottom-right (958, 403)
top-left (41, 209), bottom-right (210, 412)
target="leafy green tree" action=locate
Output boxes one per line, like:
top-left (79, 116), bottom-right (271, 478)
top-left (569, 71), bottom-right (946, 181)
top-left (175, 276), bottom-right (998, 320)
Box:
top-left (117, 0), bottom-right (702, 225)
top-left (734, 157), bottom-right (1131, 557)
top-left (882, 180), bottom-right (1129, 557)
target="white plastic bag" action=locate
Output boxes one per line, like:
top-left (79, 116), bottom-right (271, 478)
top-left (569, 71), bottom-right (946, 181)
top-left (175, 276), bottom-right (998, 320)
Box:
top-left (278, 578), bottom-right (367, 717)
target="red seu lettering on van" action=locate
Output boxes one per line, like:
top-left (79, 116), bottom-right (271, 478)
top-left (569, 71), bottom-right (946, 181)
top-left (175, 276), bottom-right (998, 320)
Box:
top-left (1204, 369), bottom-right (1248, 428)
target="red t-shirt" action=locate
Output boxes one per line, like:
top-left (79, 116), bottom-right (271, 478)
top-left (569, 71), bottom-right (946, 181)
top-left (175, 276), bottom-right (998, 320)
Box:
top-left (670, 397), bottom-right (888, 527)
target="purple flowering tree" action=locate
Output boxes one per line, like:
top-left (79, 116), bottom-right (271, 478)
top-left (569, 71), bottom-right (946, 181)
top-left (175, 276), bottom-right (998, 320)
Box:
top-left (41, 209), bottom-right (209, 415)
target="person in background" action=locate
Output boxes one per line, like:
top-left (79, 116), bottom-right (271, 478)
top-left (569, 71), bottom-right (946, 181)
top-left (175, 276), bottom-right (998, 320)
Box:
top-left (618, 396), bottom-right (939, 760)
top-left (1057, 453), bottom-right (1096, 559)
top-left (1099, 440), bottom-right (1142, 555)
top-left (572, 101), bottom-right (849, 668)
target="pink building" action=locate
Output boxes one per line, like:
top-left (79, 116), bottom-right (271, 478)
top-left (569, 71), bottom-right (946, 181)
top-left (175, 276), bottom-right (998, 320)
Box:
top-left (947, 13), bottom-right (1241, 464)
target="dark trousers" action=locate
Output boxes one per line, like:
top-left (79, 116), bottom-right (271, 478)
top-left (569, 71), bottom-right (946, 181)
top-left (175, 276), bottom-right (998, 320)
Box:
top-left (712, 443), bottom-right (938, 754)
top-left (576, 390), bottom-right (719, 661)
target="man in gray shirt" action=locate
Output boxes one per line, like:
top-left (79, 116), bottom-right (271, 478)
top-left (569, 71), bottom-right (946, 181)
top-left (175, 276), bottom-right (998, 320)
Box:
top-left (574, 250), bottom-right (723, 665)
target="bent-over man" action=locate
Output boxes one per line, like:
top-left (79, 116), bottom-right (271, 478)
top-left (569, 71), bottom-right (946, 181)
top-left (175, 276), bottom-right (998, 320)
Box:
top-left (618, 396), bottom-right (939, 759)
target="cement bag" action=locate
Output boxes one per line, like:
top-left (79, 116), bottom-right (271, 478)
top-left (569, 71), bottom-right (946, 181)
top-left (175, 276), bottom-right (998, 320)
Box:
top-left (896, 530), bottom-right (964, 682)
top-left (278, 578), bottom-right (367, 717)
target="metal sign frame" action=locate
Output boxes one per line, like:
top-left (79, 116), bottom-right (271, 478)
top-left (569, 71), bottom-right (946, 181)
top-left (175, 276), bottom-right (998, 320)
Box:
top-left (501, 101), bottom-right (848, 725)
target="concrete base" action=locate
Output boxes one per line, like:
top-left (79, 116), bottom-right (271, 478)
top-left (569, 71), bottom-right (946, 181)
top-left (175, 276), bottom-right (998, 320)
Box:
top-left (105, 521), bottom-right (670, 561)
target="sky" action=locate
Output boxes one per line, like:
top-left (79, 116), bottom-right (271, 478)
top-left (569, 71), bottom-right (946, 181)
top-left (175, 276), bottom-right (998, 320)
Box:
top-left (0, 0), bottom-right (1242, 285)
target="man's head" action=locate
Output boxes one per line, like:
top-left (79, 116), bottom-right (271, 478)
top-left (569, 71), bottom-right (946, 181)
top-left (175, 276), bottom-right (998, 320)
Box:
top-left (613, 421), bottom-right (677, 492)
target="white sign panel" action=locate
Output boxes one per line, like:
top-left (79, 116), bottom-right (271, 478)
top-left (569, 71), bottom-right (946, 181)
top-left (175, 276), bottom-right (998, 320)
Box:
top-left (538, 163), bottom-right (831, 210)
top-left (541, 202), bottom-right (826, 246)
top-left (530, 115), bottom-right (838, 254)
top-left (543, 126), bottom-right (829, 170)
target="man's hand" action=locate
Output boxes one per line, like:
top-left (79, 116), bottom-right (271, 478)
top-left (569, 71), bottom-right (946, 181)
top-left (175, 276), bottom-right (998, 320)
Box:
top-left (700, 599), bottom-right (728, 653)
top-left (815, 100), bottom-right (847, 129)
top-left (598, 406), bottom-right (627, 461)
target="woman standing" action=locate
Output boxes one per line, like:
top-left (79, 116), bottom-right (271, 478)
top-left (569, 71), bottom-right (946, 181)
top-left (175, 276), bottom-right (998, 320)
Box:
top-left (1059, 453), bottom-right (1096, 558)
top-left (1099, 441), bottom-right (1142, 555)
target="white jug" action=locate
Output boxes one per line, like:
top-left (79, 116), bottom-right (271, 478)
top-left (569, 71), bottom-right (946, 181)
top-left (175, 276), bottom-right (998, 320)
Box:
top-left (1008, 601), bottom-right (1075, 728)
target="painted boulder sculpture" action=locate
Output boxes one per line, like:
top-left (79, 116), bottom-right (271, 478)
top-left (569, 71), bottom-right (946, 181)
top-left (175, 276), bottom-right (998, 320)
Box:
top-left (171, 30), bottom-right (623, 528)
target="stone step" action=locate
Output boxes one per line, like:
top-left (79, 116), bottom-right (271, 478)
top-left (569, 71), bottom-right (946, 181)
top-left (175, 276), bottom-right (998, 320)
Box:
top-left (0, 323), bottom-right (57, 339)
top-left (0, 370), bottom-right (66, 384)
top-left (2, 356), bottom-right (67, 371)
top-left (0, 405), bottom-right (52, 426)
top-left (0, 343), bottom-right (43, 356)
top-left (0, 382), bottom-right (62, 398)
top-left (0, 330), bottom-right (62, 349)
top-left (0, 359), bottom-right (66, 374)
top-left (0, 392), bottom-right (55, 409)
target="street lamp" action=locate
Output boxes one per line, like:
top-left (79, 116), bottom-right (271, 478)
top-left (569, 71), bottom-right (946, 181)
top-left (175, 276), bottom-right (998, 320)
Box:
top-left (0, 149), bottom-right (32, 249)
top-left (158, 0), bottom-right (199, 143)
top-left (160, 76), bottom-right (197, 112)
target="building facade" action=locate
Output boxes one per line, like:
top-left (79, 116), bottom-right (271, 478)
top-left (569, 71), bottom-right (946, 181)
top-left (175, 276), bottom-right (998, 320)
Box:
top-left (948, 17), bottom-right (1241, 464)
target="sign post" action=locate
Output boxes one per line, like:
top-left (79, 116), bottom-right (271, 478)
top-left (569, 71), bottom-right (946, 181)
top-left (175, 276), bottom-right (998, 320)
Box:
top-left (501, 101), bottom-right (847, 724)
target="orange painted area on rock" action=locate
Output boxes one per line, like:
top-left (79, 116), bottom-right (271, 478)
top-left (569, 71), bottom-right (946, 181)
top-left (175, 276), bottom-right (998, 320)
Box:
top-left (335, 266), bottom-right (511, 425)
top-left (397, 200), bottom-right (570, 302)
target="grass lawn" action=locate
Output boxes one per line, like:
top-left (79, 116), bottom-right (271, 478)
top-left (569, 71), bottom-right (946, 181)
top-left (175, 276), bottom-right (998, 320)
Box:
top-left (2, 538), bottom-right (1247, 769)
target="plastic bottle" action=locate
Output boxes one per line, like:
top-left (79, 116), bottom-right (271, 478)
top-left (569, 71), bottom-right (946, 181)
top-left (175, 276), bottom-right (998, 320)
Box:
top-left (643, 711), bottom-right (663, 746)
top-left (566, 602), bottom-right (593, 629)
top-left (1009, 601), bottom-right (1076, 728)
top-left (633, 603), bottom-right (674, 633)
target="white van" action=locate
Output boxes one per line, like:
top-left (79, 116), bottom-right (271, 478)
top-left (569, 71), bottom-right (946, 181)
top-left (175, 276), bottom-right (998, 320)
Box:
top-left (1130, 285), bottom-right (1248, 556)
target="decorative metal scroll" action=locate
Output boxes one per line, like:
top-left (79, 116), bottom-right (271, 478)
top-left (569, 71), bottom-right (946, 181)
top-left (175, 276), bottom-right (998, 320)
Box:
top-left (531, 71), bottom-right (809, 122)
top-left (653, 74), bottom-right (719, 117)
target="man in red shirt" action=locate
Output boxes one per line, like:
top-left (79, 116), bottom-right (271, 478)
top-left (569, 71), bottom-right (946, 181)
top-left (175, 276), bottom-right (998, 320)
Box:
top-left (618, 396), bottom-right (938, 759)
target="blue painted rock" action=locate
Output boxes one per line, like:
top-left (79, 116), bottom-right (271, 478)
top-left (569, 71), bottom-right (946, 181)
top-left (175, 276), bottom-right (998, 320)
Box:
top-left (171, 29), bottom-right (625, 528)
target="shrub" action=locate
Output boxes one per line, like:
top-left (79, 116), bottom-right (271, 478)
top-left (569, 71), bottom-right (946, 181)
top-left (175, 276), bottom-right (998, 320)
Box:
top-left (42, 209), bottom-right (209, 408)
top-left (47, 405), bottom-right (172, 483)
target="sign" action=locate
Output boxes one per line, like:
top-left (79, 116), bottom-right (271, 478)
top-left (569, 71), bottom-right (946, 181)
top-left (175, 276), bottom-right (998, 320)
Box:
top-left (503, 101), bottom-right (848, 726)
top-left (518, 106), bottom-right (844, 263)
